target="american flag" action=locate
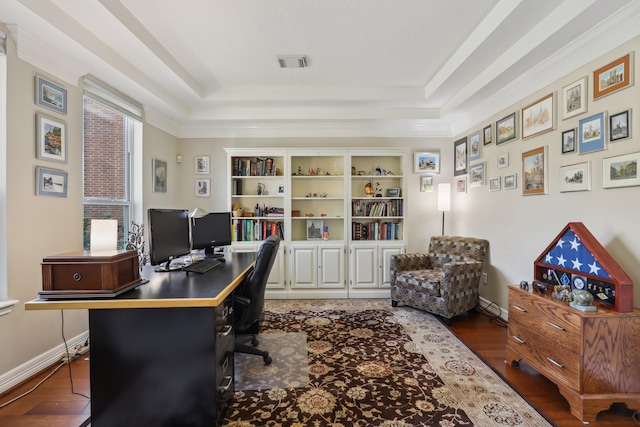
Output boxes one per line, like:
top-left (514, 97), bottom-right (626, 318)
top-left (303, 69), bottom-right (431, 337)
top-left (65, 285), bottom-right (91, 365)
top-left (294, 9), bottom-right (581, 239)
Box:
top-left (538, 228), bottom-right (611, 280)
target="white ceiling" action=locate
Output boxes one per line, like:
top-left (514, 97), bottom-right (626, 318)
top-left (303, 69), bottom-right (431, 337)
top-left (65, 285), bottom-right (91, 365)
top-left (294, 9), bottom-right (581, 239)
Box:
top-left (3, 0), bottom-right (640, 138)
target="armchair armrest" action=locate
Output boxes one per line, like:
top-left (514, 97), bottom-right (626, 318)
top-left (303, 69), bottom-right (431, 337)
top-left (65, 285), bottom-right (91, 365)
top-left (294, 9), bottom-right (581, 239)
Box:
top-left (390, 253), bottom-right (432, 274)
top-left (440, 260), bottom-right (484, 296)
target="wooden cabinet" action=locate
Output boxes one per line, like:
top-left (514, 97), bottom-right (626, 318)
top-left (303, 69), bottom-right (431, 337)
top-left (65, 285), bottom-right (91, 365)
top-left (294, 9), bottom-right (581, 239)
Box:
top-left (506, 285), bottom-right (640, 423)
top-left (289, 243), bottom-right (346, 296)
top-left (350, 242), bottom-right (404, 296)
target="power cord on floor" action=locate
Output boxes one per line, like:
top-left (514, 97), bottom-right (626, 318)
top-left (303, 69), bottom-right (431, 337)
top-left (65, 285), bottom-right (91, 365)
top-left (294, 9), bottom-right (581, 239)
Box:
top-left (0, 361), bottom-right (65, 408)
top-left (475, 299), bottom-right (508, 328)
top-left (60, 310), bottom-right (90, 400)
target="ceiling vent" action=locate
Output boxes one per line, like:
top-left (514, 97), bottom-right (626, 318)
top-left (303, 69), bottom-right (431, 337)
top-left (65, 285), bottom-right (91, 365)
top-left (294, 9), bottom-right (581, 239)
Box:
top-left (277, 55), bottom-right (307, 68)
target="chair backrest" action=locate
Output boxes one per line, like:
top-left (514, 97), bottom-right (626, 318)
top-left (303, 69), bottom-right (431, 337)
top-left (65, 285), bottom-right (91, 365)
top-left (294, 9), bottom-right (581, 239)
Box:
top-left (233, 235), bottom-right (280, 330)
top-left (428, 235), bottom-right (488, 267)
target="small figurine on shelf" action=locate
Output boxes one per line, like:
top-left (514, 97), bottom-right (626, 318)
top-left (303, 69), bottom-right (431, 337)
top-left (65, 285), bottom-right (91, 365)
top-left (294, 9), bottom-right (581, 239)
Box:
top-left (375, 182), bottom-right (382, 197)
top-left (322, 226), bottom-right (329, 240)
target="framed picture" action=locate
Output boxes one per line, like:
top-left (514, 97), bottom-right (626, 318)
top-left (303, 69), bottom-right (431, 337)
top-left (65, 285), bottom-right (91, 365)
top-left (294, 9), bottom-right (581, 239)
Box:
top-left (420, 176), bottom-right (433, 192)
top-left (386, 188), bottom-right (401, 197)
top-left (35, 166), bottom-right (68, 197)
top-left (489, 177), bottom-right (501, 191)
top-left (454, 137), bottom-right (467, 176)
top-left (195, 178), bottom-right (211, 197)
top-left (579, 112), bottom-right (606, 154)
top-left (483, 124), bottom-right (492, 145)
top-left (496, 112), bottom-right (517, 145)
top-left (35, 112), bottom-right (67, 164)
top-left (562, 128), bottom-right (576, 154)
top-left (35, 76), bottom-right (67, 114)
top-left (195, 156), bottom-right (210, 174)
top-left (413, 152), bottom-right (440, 174)
top-left (560, 161), bottom-right (591, 192)
top-left (522, 93), bottom-right (555, 138)
top-left (152, 158), bottom-right (167, 193)
top-left (561, 76), bottom-right (587, 120)
top-left (603, 151), bottom-right (640, 189)
top-left (469, 162), bottom-right (485, 188)
top-left (306, 219), bottom-right (323, 240)
top-left (504, 173), bottom-right (517, 190)
top-left (609, 109), bottom-right (631, 142)
top-left (522, 146), bottom-right (548, 196)
top-left (455, 176), bottom-right (467, 193)
top-left (593, 53), bottom-right (633, 100)
top-left (497, 153), bottom-right (509, 169)
top-left (468, 131), bottom-right (482, 161)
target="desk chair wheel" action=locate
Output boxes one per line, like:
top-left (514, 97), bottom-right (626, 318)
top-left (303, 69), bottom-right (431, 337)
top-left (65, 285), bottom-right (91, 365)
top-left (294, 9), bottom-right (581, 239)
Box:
top-left (251, 337), bottom-right (259, 346)
top-left (263, 353), bottom-right (272, 365)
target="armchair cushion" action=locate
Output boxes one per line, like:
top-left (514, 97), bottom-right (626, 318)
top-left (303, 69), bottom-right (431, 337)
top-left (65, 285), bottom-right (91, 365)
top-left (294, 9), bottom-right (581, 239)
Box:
top-left (391, 236), bottom-right (489, 320)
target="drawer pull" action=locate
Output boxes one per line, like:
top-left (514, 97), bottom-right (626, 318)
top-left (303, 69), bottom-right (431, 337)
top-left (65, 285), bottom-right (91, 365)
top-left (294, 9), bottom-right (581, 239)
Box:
top-left (217, 376), bottom-right (233, 393)
top-left (511, 305), bottom-right (526, 313)
top-left (511, 335), bottom-right (526, 344)
top-left (218, 324), bottom-right (233, 337)
top-left (546, 357), bottom-right (564, 369)
top-left (222, 356), bottom-right (229, 373)
top-left (546, 322), bottom-right (565, 331)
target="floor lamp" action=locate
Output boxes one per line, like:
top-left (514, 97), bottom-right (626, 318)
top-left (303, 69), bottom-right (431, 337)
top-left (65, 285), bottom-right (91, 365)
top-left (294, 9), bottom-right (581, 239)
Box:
top-left (437, 183), bottom-right (451, 236)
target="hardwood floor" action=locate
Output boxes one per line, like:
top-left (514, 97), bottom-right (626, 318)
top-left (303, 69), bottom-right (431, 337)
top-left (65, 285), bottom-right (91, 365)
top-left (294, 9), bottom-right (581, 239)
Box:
top-left (0, 305), bottom-right (638, 427)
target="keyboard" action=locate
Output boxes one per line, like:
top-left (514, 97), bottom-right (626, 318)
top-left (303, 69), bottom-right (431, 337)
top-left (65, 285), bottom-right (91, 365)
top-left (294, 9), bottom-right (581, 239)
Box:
top-left (182, 257), bottom-right (222, 274)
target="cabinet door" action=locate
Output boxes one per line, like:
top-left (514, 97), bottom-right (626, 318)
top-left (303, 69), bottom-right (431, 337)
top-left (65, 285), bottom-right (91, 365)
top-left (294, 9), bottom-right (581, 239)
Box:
top-left (379, 245), bottom-right (404, 288)
top-left (231, 244), bottom-right (285, 289)
top-left (318, 245), bottom-right (344, 288)
top-left (290, 245), bottom-right (317, 288)
top-left (351, 245), bottom-right (377, 288)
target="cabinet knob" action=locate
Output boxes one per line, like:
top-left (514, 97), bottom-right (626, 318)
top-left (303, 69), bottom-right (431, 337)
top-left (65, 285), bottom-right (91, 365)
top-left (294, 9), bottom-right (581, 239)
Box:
top-left (73, 273), bottom-right (82, 281)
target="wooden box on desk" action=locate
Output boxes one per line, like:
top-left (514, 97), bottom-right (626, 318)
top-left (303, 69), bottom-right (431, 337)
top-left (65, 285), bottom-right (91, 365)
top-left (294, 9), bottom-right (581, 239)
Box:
top-left (40, 249), bottom-right (142, 298)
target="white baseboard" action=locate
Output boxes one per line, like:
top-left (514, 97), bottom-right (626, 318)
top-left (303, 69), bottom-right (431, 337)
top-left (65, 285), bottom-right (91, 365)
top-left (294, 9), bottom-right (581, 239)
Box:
top-left (479, 296), bottom-right (508, 322)
top-left (0, 330), bottom-right (89, 395)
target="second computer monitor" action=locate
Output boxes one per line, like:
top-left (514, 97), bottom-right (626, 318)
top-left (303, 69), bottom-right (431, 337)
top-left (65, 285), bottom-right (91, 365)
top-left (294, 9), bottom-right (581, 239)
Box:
top-left (191, 212), bottom-right (232, 256)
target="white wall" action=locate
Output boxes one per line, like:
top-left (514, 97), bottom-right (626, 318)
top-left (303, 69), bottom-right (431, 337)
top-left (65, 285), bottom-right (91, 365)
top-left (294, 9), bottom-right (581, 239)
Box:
top-left (453, 37), bottom-right (640, 310)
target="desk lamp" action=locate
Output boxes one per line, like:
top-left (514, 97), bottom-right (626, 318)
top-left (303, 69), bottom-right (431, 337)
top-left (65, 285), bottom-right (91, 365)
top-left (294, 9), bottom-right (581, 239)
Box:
top-left (190, 207), bottom-right (208, 226)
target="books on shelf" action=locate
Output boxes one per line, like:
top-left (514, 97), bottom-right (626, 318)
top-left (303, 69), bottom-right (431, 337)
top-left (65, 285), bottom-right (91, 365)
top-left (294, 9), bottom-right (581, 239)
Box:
top-left (351, 199), bottom-right (403, 217)
top-left (233, 157), bottom-right (276, 176)
top-left (352, 221), bottom-right (401, 240)
top-left (232, 219), bottom-right (284, 242)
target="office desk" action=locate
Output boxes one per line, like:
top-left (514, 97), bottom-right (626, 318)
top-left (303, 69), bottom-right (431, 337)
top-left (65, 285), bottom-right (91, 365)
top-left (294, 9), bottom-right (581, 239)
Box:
top-left (25, 252), bottom-right (256, 427)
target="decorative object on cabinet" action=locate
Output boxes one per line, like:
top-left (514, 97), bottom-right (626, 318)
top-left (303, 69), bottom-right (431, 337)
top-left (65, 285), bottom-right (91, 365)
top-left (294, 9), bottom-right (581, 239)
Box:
top-left (36, 166), bottom-right (68, 197)
top-left (489, 177), bottom-right (500, 191)
top-left (453, 137), bottom-right (467, 176)
top-left (195, 155), bottom-right (210, 174)
top-left (390, 235), bottom-right (489, 323)
top-left (522, 93), bottom-right (555, 139)
top-left (364, 182), bottom-right (374, 196)
top-left (126, 220), bottom-right (149, 270)
top-left (152, 158), bottom-right (167, 193)
top-left (534, 222), bottom-right (633, 312)
top-left (602, 151), bottom-right (640, 189)
top-left (195, 178), bottom-right (210, 197)
top-left (521, 146), bottom-right (547, 196)
top-left (468, 131), bottom-right (482, 161)
top-left (561, 76), bottom-right (587, 120)
top-left (420, 176), bottom-right (433, 192)
top-left (578, 112), bottom-right (606, 154)
top-left (455, 177), bottom-right (467, 193)
top-left (561, 128), bottom-right (576, 153)
top-left (468, 162), bottom-right (485, 187)
top-left (36, 112), bottom-right (67, 164)
top-left (413, 152), bottom-right (440, 174)
top-left (506, 285), bottom-right (640, 423)
top-left (495, 112), bottom-right (517, 145)
top-left (35, 75), bottom-right (67, 114)
top-left (559, 161), bottom-right (590, 192)
top-left (437, 183), bottom-right (450, 236)
top-left (306, 219), bottom-right (323, 240)
top-left (609, 109), bottom-right (631, 141)
top-left (386, 188), bottom-right (400, 197)
top-left (483, 124), bottom-right (492, 145)
top-left (497, 152), bottom-right (508, 169)
top-left (503, 173), bottom-right (516, 190)
top-left (593, 52), bottom-right (633, 100)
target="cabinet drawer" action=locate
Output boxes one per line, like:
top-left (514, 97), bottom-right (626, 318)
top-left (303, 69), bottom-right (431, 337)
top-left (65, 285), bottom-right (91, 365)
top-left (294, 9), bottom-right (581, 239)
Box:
top-left (508, 288), bottom-right (582, 353)
top-left (509, 320), bottom-right (581, 392)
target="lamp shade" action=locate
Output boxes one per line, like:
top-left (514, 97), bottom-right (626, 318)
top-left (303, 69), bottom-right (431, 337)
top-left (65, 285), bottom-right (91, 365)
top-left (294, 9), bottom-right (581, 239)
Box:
top-left (190, 207), bottom-right (208, 219)
top-left (90, 219), bottom-right (118, 252)
top-left (437, 183), bottom-right (451, 212)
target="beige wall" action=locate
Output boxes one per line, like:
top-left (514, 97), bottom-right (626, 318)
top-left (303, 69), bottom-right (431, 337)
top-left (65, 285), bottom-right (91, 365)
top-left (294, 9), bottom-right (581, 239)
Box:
top-left (453, 37), bottom-right (640, 310)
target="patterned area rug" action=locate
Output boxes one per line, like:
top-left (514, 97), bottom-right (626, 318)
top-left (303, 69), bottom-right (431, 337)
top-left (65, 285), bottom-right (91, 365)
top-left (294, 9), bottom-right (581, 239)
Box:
top-left (223, 299), bottom-right (554, 427)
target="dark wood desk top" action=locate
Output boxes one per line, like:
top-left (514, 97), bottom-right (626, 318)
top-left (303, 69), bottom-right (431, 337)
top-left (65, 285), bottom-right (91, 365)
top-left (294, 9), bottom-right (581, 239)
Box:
top-left (25, 252), bottom-right (256, 310)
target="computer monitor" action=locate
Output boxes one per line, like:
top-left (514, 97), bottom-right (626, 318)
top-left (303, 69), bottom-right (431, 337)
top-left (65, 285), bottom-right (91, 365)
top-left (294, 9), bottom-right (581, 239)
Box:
top-left (147, 208), bottom-right (191, 271)
top-left (191, 212), bottom-right (232, 257)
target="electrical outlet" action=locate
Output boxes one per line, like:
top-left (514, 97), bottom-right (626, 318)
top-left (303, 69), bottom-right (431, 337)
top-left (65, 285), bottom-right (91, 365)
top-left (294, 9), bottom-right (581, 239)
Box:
top-left (60, 344), bottom-right (90, 363)
top-left (481, 273), bottom-right (488, 285)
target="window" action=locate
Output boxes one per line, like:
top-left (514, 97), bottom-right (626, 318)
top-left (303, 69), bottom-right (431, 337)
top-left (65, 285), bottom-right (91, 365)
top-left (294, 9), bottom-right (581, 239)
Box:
top-left (0, 30), bottom-right (11, 312)
top-left (83, 77), bottom-right (142, 250)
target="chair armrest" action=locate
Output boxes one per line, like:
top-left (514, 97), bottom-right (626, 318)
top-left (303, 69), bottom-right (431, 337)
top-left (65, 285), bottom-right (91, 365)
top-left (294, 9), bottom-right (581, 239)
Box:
top-left (440, 261), bottom-right (484, 296)
top-left (233, 295), bottom-right (251, 326)
top-left (390, 253), bottom-right (432, 273)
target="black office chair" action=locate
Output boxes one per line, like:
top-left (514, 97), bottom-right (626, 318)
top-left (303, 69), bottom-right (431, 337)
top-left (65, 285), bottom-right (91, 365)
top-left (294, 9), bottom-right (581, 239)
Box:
top-left (233, 235), bottom-right (281, 365)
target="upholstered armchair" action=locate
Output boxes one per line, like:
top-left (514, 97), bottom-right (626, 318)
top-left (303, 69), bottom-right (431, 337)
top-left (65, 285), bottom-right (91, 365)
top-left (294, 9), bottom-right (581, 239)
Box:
top-left (390, 236), bottom-right (489, 323)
